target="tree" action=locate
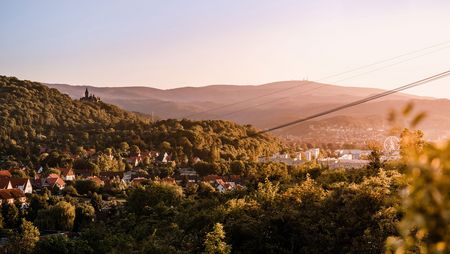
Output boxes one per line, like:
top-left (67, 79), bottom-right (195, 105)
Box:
top-left (204, 223), bottom-right (231, 254)
top-left (2, 203), bottom-right (19, 228)
top-left (34, 234), bottom-right (94, 254)
top-left (367, 144), bottom-right (384, 171)
top-left (130, 145), bottom-right (141, 156)
top-left (74, 203), bottom-right (95, 232)
top-left (75, 180), bottom-right (100, 195)
top-left (126, 182), bottom-right (183, 215)
top-left (7, 219), bottom-right (40, 254)
top-left (27, 193), bottom-right (49, 221)
top-left (119, 142), bottom-right (130, 155)
top-left (159, 141), bottom-right (171, 152)
top-left (62, 185), bottom-right (79, 196)
top-left (90, 193), bottom-right (103, 212)
top-left (388, 141), bottom-right (450, 253)
top-left (35, 201), bottom-right (76, 231)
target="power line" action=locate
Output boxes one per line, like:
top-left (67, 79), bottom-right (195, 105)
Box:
top-left (245, 70), bottom-right (450, 138)
top-left (214, 44), bottom-right (450, 119)
top-left (182, 40), bottom-right (450, 119)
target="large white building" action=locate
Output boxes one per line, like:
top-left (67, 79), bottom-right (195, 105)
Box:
top-left (305, 148), bottom-right (320, 161)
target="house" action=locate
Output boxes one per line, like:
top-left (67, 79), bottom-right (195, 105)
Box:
top-left (0, 189), bottom-right (26, 205)
top-left (43, 174), bottom-right (66, 190)
top-left (10, 178), bottom-right (32, 194)
top-left (0, 170), bottom-right (12, 179)
top-left (59, 168), bottom-right (76, 181)
top-left (215, 179), bottom-right (233, 193)
top-left (0, 178), bottom-right (12, 190)
top-left (175, 168), bottom-right (199, 185)
top-left (156, 152), bottom-right (171, 163)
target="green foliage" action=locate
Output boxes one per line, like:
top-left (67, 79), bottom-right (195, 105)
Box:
top-left (204, 223), bottom-right (231, 254)
top-left (389, 140), bottom-right (450, 253)
top-left (2, 203), bottom-right (19, 228)
top-left (75, 180), bottom-right (100, 195)
top-left (127, 182), bottom-right (183, 215)
top-left (7, 219), bottom-right (40, 254)
top-left (62, 185), bottom-right (79, 196)
top-left (27, 193), bottom-right (49, 222)
top-left (34, 234), bottom-right (94, 254)
top-left (35, 201), bottom-right (76, 231)
top-left (74, 203), bottom-right (95, 232)
top-left (90, 193), bottom-right (103, 212)
top-left (0, 75), bottom-right (280, 169)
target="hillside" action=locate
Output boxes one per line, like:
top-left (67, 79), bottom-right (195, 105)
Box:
top-left (0, 76), bottom-right (280, 167)
top-left (47, 80), bottom-right (450, 143)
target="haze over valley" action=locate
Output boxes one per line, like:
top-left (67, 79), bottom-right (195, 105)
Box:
top-left (47, 80), bottom-right (450, 145)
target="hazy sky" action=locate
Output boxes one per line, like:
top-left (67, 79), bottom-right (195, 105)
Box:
top-left (1, 0), bottom-right (449, 98)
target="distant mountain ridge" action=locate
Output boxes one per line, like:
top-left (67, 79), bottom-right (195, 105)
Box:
top-left (46, 80), bottom-right (450, 143)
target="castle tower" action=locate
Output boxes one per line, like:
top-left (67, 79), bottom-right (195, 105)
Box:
top-left (85, 88), bottom-right (89, 98)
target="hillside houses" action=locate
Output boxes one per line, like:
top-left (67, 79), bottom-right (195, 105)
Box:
top-left (202, 174), bottom-right (244, 193)
top-left (33, 173), bottom-right (66, 190)
top-left (0, 189), bottom-right (26, 205)
top-left (0, 169), bottom-right (31, 204)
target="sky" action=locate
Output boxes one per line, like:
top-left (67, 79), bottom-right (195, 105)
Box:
top-left (1, 0), bottom-right (450, 98)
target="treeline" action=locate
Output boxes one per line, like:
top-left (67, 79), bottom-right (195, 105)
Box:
top-left (17, 160), bottom-right (401, 253)
top-left (0, 76), bottom-right (281, 168)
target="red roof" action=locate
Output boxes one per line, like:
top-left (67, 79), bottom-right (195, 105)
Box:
top-left (0, 178), bottom-right (11, 189)
top-left (0, 188), bottom-right (25, 199)
top-left (46, 177), bottom-right (65, 188)
top-left (0, 170), bottom-right (12, 178)
top-left (10, 178), bottom-right (29, 188)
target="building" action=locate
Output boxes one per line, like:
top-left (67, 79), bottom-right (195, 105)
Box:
top-left (43, 174), bottom-right (66, 190)
top-left (60, 168), bottom-right (76, 181)
top-left (10, 178), bottom-right (32, 194)
top-left (335, 149), bottom-right (372, 160)
top-left (0, 170), bottom-right (12, 179)
top-left (80, 88), bottom-right (100, 102)
top-left (0, 179), bottom-right (12, 189)
top-left (319, 158), bottom-right (369, 169)
top-left (0, 189), bottom-right (26, 205)
top-left (305, 148), bottom-right (320, 161)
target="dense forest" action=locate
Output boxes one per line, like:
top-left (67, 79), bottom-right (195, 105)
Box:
top-left (0, 76), bottom-right (449, 253)
top-left (0, 75), bottom-right (281, 169)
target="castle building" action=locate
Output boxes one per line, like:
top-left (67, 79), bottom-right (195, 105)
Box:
top-left (80, 88), bottom-right (100, 102)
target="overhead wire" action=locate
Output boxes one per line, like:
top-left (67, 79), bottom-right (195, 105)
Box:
top-left (215, 44), bottom-right (450, 118)
top-left (241, 70), bottom-right (450, 138)
top-left (181, 40), bottom-right (450, 119)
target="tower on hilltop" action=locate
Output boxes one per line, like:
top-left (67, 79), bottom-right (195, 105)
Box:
top-left (81, 87), bottom-right (100, 102)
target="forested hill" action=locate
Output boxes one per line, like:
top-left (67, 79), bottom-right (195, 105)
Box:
top-left (0, 75), bottom-right (280, 167)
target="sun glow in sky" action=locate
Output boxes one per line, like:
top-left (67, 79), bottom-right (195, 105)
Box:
top-left (1, 0), bottom-right (449, 98)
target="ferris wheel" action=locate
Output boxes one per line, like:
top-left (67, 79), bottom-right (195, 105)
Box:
top-left (383, 136), bottom-right (400, 154)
